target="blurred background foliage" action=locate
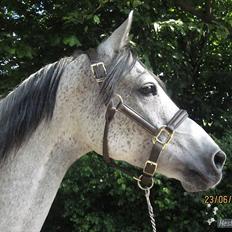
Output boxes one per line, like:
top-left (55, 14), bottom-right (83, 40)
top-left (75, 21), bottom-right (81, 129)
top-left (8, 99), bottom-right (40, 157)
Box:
top-left (0, 0), bottom-right (231, 231)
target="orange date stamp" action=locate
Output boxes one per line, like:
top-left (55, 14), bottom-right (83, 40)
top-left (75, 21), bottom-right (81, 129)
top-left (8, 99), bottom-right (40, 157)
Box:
top-left (203, 195), bottom-right (232, 204)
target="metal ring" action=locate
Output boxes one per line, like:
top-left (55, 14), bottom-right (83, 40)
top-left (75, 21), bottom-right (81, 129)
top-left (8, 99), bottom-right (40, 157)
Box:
top-left (136, 175), bottom-right (154, 191)
top-left (112, 94), bottom-right (123, 109)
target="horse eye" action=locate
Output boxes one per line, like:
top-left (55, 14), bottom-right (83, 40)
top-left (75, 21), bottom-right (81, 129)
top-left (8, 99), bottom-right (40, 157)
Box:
top-left (139, 84), bottom-right (157, 96)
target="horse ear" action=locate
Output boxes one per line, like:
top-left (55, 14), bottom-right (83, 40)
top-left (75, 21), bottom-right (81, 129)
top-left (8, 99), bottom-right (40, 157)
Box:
top-left (97, 11), bottom-right (133, 60)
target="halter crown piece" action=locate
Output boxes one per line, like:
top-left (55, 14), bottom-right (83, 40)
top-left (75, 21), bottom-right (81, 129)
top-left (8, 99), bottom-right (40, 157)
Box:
top-left (88, 50), bottom-right (188, 231)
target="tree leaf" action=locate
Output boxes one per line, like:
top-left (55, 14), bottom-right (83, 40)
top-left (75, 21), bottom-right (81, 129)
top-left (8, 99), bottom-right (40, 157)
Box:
top-left (63, 35), bottom-right (81, 47)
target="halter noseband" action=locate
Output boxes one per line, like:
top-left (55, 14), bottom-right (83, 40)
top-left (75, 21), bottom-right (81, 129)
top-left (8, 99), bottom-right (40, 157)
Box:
top-left (88, 52), bottom-right (188, 189)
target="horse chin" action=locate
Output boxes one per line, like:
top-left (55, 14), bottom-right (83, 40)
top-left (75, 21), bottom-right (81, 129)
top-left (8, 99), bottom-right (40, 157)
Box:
top-left (181, 180), bottom-right (214, 192)
top-left (179, 166), bottom-right (223, 192)
top-left (181, 180), bottom-right (220, 192)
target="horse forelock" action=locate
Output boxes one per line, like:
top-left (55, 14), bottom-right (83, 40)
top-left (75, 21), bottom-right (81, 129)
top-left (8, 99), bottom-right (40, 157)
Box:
top-left (0, 57), bottom-right (72, 162)
top-left (98, 49), bottom-right (134, 105)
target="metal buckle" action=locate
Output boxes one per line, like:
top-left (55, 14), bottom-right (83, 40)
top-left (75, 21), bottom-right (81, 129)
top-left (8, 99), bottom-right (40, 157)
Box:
top-left (143, 160), bottom-right (157, 176)
top-left (152, 126), bottom-right (174, 149)
top-left (90, 62), bottom-right (106, 83)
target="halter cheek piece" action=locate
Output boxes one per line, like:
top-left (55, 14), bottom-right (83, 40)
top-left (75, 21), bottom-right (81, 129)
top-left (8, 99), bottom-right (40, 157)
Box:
top-left (89, 53), bottom-right (188, 189)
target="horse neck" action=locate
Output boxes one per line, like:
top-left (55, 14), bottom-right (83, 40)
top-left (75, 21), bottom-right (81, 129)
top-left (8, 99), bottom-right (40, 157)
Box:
top-left (0, 90), bottom-right (89, 232)
top-left (0, 119), bottom-right (78, 232)
top-left (0, 54), bottom-right (102, 232)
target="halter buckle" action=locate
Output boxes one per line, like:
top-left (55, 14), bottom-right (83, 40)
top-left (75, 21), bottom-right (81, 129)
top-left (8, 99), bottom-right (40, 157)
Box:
top-left (143, 160), bottom-right (157, 176)
top-left (152, 126), bottom-right (174, 149)
top-left (91, 62), bottom-right (107, 83)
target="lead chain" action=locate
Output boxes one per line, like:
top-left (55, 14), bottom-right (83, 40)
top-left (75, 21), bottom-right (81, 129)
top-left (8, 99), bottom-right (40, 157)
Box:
top-left (145, 189), bottom-right (157, 232)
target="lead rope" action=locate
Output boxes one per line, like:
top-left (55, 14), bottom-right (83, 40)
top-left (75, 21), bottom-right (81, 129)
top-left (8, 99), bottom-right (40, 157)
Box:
top-left (144, 188), bottom-right (157, 232)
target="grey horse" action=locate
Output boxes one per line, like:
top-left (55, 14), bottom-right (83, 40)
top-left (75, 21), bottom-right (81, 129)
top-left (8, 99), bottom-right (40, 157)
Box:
top-left (0, 11), bottom-right (226, 232)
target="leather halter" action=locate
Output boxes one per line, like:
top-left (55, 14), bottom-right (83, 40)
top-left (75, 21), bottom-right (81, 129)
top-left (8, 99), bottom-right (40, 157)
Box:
top-left (89, 52), bottom-right (188, 189)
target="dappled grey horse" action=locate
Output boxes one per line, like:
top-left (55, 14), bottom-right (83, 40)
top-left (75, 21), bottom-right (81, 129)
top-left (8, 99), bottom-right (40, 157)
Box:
top-left (0, 11), bottom-right (226, 232)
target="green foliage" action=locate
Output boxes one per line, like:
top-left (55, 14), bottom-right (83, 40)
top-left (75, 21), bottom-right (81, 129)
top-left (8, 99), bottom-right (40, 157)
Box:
top-left (0, 0), bottom-right (231, 231)
top-left (63, 35), bottom-right (81, 47)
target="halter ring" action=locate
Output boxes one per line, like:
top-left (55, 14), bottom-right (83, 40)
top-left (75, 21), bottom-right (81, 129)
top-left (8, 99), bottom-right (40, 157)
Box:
top-left (112, 94), bottom-right (124, 109)
top-left (134, 175), bottom-right (155, 190)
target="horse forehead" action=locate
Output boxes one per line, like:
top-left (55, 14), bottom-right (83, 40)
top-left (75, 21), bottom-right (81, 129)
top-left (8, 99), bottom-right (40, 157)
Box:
top-left (129, 61), bottom-right (145, 78)
top-left (121, 62), bottom-right (157, 87)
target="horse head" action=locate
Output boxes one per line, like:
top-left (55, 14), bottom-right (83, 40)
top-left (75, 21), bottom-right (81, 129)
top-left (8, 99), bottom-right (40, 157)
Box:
top-left (69, 11), bottom-right (226, 192)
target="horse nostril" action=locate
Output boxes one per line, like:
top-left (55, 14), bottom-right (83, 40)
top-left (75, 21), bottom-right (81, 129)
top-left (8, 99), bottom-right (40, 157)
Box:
top-left (213, 151), bottom-right (226, 170)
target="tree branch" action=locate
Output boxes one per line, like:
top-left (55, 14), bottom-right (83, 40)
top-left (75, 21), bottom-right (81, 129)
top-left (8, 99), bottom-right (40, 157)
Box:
top-left (174, 0), bottom-right (232, 38)
top-left (205, 0), bottom-right (212, 18)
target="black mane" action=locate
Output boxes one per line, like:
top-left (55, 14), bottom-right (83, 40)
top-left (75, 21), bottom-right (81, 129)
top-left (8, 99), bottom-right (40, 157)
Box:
top-left (0, 57), bottom-right (72, 162)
